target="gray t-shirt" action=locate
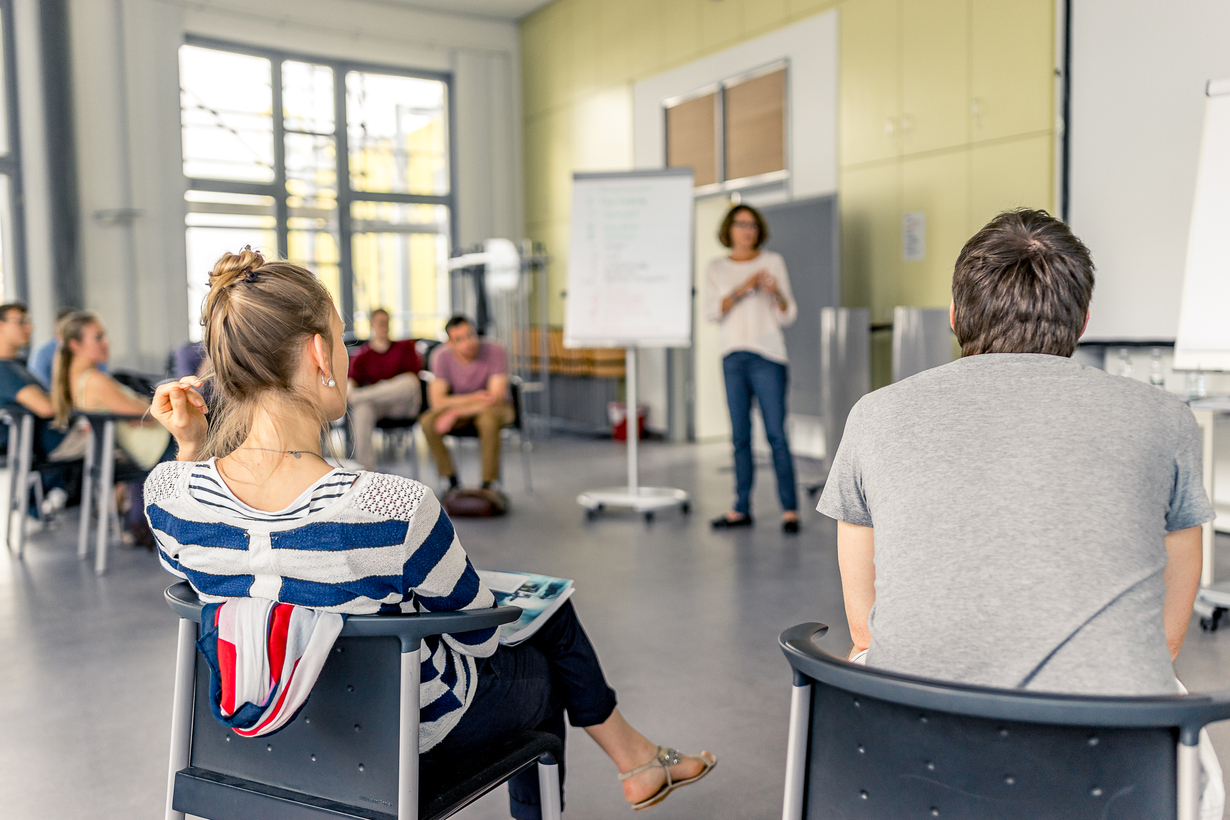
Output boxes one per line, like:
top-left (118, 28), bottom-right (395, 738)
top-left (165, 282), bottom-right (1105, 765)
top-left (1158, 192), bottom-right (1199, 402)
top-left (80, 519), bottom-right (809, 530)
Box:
top-left (817, 353), bottom-right (1213, 696)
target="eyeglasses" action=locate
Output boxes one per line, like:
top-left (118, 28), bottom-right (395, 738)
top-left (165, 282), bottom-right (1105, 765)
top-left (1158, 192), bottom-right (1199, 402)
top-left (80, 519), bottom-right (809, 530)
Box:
top-left (4, 315), bottom-right (31, 327)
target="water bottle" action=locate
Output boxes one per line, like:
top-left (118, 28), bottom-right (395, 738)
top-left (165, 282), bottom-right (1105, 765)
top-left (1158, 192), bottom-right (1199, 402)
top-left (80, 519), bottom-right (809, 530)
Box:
top-left (1117, 348), bottom-right (1132, 378)
top-left (1149, 349), bottom-right (1165, 388)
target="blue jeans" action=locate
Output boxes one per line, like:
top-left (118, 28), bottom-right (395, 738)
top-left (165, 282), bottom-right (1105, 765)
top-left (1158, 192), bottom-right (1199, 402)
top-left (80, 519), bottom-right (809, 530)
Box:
top-left (723, 351), bottom-right (798, 515)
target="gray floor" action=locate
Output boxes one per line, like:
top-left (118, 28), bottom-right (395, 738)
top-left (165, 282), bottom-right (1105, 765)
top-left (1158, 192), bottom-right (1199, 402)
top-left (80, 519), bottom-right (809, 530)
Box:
top-left (3, 437), bottom-right (1230, 819)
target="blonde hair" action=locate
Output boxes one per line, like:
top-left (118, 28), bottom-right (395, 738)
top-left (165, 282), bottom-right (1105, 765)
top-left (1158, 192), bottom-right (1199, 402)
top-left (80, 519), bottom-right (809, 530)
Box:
top-left (51, 311), bottom-right (100, 429)
top-left (199, 247), bottom-right (339, 459)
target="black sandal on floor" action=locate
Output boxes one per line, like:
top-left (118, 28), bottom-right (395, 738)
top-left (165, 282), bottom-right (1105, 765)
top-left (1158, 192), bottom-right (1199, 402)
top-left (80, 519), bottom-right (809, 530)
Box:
top-left (710, 513), bottom-right (753, 529)
top-left (782, 518), bottom-right (800, 534)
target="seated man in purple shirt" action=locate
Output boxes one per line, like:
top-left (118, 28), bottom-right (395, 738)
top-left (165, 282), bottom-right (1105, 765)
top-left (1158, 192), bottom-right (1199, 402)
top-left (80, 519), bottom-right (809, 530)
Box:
top-left (421, 315), bottom-right (512, 490)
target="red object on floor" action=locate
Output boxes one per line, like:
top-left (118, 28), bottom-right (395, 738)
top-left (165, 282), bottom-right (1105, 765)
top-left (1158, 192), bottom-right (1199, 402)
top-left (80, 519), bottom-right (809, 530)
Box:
top-left (609, 402), bottom-right (647, 441)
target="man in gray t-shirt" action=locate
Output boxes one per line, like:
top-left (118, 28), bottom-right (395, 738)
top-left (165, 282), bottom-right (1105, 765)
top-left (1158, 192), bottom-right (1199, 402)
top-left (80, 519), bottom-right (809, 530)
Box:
top-left (817, 210), bottom-right (1213, 696)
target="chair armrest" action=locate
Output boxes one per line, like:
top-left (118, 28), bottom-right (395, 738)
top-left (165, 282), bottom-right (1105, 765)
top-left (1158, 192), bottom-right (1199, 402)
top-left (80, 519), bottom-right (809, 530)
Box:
top-left (164, 582), bottom-right (521, 653)
top-left (81, 410), bottom-right (149, 424)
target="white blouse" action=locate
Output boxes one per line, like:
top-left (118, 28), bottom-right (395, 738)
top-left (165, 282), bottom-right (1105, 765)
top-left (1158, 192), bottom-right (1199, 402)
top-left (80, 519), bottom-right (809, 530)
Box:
top-left (703, 250), bottom-right (797, 364)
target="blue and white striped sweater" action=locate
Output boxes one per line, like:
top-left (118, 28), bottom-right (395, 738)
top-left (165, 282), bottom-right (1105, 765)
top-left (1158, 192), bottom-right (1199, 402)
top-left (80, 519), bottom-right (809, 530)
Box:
top-left (144, 461), bottom-right (498, 752)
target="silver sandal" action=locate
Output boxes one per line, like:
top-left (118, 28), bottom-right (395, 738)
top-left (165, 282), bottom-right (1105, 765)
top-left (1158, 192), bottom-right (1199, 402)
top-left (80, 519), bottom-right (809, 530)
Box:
top-left (618, 745), bottom-right (718, 811)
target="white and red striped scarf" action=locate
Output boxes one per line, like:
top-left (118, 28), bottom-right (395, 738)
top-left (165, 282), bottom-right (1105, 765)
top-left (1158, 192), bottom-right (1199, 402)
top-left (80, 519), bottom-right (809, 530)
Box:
top-left (198, 598), bottom-right (344, 737)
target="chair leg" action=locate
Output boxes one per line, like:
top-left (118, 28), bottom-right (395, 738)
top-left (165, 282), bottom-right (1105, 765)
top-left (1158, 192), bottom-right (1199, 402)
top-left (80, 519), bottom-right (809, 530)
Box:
top-left (538, 757), bottom-right (562, 819)
top-left (399, 648), bottom-right (422, 820)
top-left (166, 617), bottom-right (197, 820)
top-left (1178, 738), bottom-right (1202, 820)
top-left (12, 414), bottom-right (33, 559)
top-left (520, 433), bottom-right (532, 494)
top-left (95, 421), bottom-right (115, 576)
top-left (77, 427), bottom-right (96, 560)
top-left (781, 680), bottom-right (811, 820)
top-left (409, 428), bottom-right (420, 481)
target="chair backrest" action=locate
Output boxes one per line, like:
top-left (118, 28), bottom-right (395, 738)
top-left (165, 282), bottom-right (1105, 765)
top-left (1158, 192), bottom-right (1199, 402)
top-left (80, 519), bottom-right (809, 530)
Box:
top-left (188, 631), bottom-right (406, 809)
top-left (165, 583), bottom-right (523, 819)
top-left (779, 623), bottom-right (1230, 820)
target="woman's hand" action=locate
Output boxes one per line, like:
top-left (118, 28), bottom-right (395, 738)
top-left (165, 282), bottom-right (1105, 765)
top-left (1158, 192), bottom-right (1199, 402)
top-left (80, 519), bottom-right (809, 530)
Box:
top-left (757, 270), bottom-right (777, 295)
top-left (152, 376), bottom-right (209, 461)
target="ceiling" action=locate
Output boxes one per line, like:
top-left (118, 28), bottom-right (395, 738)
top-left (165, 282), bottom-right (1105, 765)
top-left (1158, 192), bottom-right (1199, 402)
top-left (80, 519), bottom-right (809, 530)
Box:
top-left (375, 0), bottom-right (555, 20)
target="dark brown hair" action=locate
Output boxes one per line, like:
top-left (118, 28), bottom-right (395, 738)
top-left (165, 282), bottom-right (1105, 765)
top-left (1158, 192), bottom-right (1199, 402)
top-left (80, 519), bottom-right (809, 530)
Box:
top-left (0, 302), bottom-right (27, 321)
top-left (952, 209), bottom-right (1094, 358)
top-left (718, 204), bottom-right (769, 249)
top-left (199, 247), bottom-right (339, 458)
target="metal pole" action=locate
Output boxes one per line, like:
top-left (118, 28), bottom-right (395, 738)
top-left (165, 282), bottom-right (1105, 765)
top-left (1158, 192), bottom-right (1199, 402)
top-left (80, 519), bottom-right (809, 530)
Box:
top-left (536, 244), bottom-right (550, 436)
top-left (398, 647), bottom-right (421, 820)
top-left (165, 617), bottom-right (197, 820)
top-left (781, 682), bottom-right (811, 820)
top-left (627, 347), bottom-right (638, 494)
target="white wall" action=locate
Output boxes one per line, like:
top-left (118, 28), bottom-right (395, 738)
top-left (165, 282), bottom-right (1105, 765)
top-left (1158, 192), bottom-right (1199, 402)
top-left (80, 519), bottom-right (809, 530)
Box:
top-left (1070, 0), bottom-right (1230, 341)
top-left (632, 11), bottom-right (839, 199)
top-left (53, 0), bottom-right (523, 371)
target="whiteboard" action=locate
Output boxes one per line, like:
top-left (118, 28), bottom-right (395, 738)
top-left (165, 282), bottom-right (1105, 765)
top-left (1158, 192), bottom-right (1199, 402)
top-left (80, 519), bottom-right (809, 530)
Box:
top-left (564, 169), bottom-right (694, 348)
top-left (1175, 79), bottom-right (1230, 372)
top-left (1070, 0), bottom-right (1230, 341)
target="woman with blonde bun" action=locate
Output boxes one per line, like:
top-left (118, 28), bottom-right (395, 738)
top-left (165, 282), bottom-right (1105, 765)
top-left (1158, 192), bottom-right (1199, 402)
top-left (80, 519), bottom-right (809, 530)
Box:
top-left (146, 248), bottom-right (716, 817)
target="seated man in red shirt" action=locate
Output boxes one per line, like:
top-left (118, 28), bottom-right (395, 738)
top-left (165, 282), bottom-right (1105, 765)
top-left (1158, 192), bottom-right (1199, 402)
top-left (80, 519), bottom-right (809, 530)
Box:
top-left (347, 308), bottom-right (422, 470)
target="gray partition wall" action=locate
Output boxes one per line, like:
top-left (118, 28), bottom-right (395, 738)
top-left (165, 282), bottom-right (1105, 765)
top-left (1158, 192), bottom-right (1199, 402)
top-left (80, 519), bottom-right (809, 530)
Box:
top-left (820, 307), bottom-right (870, 468)
top-left (759, 195), bottom-right (840, 417)
top-left (892, 307), bottom-right (954, 382)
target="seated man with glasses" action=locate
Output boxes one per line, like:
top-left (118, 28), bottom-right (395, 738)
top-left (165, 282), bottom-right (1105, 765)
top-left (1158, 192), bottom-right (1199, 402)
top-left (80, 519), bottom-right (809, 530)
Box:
top-left (420, 315), bottom-right (512, 491)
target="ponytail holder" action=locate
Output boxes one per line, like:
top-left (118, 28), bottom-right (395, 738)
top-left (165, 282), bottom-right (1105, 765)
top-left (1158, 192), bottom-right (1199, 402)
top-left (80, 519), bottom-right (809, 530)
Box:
top-left (243, 269), bottom-right (259, 284)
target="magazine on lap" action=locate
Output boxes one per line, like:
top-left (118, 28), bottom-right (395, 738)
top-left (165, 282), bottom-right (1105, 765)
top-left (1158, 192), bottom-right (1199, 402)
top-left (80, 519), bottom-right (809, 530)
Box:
top-left (477, 570), bottom-right (575, 646)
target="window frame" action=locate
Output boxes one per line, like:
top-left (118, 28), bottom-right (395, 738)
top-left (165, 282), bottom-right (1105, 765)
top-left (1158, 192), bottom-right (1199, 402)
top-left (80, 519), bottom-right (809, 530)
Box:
top-left (182, 35), bottom-right (458, 329)
top-left (662, 59), bottom-right (790, 197)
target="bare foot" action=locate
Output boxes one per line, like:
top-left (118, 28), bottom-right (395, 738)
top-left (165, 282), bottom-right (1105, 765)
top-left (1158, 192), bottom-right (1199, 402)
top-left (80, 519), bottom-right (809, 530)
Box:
top-left (620, 747), bottom-right (715, 805)
top-left (434, 409), bottom-right (459, 435)
top-left (782, 511), bottom-right (799, 523)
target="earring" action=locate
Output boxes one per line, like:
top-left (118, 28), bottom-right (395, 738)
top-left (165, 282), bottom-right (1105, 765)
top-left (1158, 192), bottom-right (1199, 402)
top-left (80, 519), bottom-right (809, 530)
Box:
top-left (323, 375), bottom-right (336, 388)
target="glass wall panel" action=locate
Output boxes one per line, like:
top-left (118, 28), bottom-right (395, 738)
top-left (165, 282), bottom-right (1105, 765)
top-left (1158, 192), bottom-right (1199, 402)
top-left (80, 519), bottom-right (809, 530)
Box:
top-left (0, 10), bottom-right (9, 157)
top-left (282, 61), bottom-right (334, 135)
top-left (350, 201), bottom-right (449, 339)
top-left (184, 190), bottom-right (277, 339)
top-left (346, 72), bottom-right (448, 196)
top-left (0, 174), bottom-right (12, 299)
top-left (179, 46), bottom-right (274, 182)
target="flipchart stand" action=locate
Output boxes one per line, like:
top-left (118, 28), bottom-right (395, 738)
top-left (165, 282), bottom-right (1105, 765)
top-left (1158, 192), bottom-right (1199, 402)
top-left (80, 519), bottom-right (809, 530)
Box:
top-left (576, 348), bottom-right (690, 522)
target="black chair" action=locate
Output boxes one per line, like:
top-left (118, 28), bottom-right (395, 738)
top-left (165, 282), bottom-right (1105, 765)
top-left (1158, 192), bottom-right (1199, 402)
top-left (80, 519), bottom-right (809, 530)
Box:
top-left (76, 411), bottom-right (152, 574)
top-left (779, 622), bottom-right (1230, 820)
top-left (164, 582), bottom-right (564, 820)
top-left (443, 375), bottom-right (533, 492)
top-left (0, 405), bottom-right (41, 558)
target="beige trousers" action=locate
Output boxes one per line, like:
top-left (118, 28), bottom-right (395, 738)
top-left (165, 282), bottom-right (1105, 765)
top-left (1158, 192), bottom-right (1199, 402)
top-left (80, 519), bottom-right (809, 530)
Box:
top-left (419, 401), bottom-right (515, 484)
top-left (348, 373), bottom-right (421, 471)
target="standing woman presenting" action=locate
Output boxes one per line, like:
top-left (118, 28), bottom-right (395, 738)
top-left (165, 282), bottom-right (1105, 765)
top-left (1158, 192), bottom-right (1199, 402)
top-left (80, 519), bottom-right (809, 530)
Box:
top-left (704, 204), bottom-right (800, 533)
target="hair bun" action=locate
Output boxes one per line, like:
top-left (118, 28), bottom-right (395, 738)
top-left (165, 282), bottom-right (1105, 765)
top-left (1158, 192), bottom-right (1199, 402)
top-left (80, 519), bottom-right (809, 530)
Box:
top-left (210, 246), bottom-right (266, 289)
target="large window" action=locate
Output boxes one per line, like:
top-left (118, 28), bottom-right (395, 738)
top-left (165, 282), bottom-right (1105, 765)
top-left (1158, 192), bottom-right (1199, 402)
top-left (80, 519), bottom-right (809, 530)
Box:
top-left (179, 41), bottom-right (453, 340)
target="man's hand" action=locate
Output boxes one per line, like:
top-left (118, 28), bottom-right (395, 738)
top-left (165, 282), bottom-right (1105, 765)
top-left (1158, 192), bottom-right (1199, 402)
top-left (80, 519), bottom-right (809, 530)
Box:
top-left (152, 376), bottom-right (209, 461)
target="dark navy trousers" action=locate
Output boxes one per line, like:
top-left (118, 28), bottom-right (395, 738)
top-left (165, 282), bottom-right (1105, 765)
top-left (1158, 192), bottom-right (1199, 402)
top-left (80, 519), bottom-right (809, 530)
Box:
top-left (423, 600), bottom-right (617, 820)
top-left (722, 350), bottom-right (798, 515)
